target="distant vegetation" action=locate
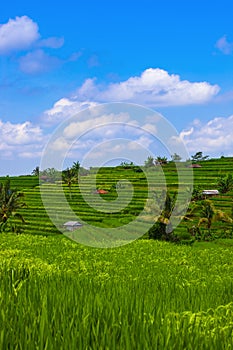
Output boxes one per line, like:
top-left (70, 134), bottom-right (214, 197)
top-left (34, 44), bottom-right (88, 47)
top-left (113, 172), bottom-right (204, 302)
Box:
top-left (0, 155), bottom-right (232, 243)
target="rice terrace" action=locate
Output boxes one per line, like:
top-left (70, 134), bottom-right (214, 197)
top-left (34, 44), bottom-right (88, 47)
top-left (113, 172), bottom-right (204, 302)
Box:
top-left (0, 155), bottom-right (233, 349)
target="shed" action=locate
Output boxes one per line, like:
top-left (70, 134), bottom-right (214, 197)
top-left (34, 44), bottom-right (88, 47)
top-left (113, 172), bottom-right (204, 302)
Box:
top-left (188, 164), bottom-right (202, 168)
top-left (63, 221), bottom-right (82, 231)
top-left (202, 190), bottom-right (219, 197)
top-left (94, 189), bottom-right (109, 194)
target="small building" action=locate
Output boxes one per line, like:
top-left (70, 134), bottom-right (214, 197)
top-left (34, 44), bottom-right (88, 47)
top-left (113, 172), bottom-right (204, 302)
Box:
top-left (188, 164), bottom-right (202, 168)
top-left (94, 189), bottom-right (109, 194)
top-left (202, 190), bottom-right (219, 198)
top-left (63, 221), bottom-right (82, 231)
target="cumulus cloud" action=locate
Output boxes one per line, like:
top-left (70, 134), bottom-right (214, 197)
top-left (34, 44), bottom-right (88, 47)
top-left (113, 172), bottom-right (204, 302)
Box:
top-left (215, 35), bottom-right (233, 55)
top-left (74, 68), bottom-right (219, 107)
top-left (0, 16), bottom-right (40, 54)
top-left (43, 68), bottom-right (220, 125)
top-left (0, 120), bottom-right (43, 145)
top-left (0, 120), bottom-right (44, 159)
top-left (42, 98), bottom-right (99, 125)
top-left (19, 49), bottom-right (61, 74)
top-left (0, 16), bottom-right (65, 55)
top-left (180, 115), bottom-right (233, 156)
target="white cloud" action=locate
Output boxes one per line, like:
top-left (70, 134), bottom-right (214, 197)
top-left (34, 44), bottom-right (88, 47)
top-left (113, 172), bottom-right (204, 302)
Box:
top-left (180, 115), bottom-right (233, 156)
top-left (0, 120), bottom-right (42, 145)
top-left (215, 35), bottom-right (233, 55)
top-left (0, 16), bottom-right (39, 54)
top-left (42, 98), bottom-right (99, 125)
top-left (38, 37), bottom-right (64, 49)
top-left (73, 68), bottom-right (219, 107)
top-left (0, 120), bottom-right (44, 159)
top-left (19, 49), bottom-right (61, 74)
top-left (63, 112), bottom-right (131, 139)
top-left (44, 68), bottom-right (220, 126)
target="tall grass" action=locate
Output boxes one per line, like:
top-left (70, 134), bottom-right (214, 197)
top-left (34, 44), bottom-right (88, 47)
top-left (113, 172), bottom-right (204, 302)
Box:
top-left (0, 235), bottom-right (233, 349)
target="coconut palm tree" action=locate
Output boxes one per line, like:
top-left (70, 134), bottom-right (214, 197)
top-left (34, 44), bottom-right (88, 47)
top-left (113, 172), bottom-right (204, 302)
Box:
top-left (0, 178), bottom-right (26, 231)
top-left (62, 167), bottom-right (77, 198)
top-left (198, 200), bottom-right (232, 230)
top-left (148, 191), bottom-right (178, 241)
top-left (185, 200), bottom-right (232, 239)
top-left (71, 161), bottom-right (80, 176)
top-left (31, 166), bottom-right (39, 176)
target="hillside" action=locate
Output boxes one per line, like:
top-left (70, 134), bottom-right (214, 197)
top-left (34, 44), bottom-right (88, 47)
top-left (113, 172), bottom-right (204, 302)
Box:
top-left (0, 157), bottom-right (232, 239)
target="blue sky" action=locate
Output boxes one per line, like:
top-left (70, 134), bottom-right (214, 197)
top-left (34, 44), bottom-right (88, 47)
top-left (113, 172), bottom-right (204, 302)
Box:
top-left (1, 0), bottom-right (233, 175)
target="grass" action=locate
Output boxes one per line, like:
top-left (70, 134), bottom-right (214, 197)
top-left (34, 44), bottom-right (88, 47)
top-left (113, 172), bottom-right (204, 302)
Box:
top-left (1, 157), bottom-right (231, 239)
top-left (0, 157), bottom-right (233, 348)
top-left (0, 234), bottom-right (233, 349)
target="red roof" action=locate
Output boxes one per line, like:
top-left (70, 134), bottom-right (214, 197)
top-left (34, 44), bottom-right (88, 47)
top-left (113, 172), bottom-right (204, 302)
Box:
top-left (96, 189), bottom-right (108, 194)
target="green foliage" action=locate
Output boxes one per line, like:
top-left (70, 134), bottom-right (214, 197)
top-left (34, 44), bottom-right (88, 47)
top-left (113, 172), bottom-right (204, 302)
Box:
top-left (148, 191), bottom-right (177, 241)
top-left (155, 156), bottom-right (168, 164)
top-left (40, 168), bottom-right (61, 183)
top-left (31, 166), bottom-right (39, 176)
top-left (191, 186), bottom-right (203, 201)
top-left (120, 161), bottom-right (135, 169)
top-left (1, 236), bottom-right (233, 349)
top-left (171, 153), bottom-right (182, 161)
top-left (217, 173), bottom-right (233, 193)
top-left (191, 151), bottom-right (209, 162)
top-left (71, 161), bottom-right (80, 175)
top-left (199, 200), bottom-right (215, 230)
top-left (2, 156), bottom-right (233, 238)
top-left (0, 178), bottom-right (26, 232)
top-left (144, 156), bottom-right (154, 168)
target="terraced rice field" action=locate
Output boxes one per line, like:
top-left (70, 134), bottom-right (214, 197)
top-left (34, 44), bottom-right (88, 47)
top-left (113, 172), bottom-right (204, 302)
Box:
top-left (0, 157), bottom-right (232, 349)
top-left (1, 157), bottom-right (232, 237)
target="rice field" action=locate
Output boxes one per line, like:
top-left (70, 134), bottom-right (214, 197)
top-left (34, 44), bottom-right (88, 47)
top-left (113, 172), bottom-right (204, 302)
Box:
top-left (1, 157), bottom-right (232, 238)
top-left (1, 234), bottom-right (233, 349)
top-left (0, 157), bottom-right (232, 348)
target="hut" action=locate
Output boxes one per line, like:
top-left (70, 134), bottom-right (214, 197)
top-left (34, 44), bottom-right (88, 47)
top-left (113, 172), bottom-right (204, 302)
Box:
top-left (202, 190), bottom-right (219, 198)
top-left (188, 164), bottom-right (202, 168)
top-left (63, 221), bottom-right (82, 231)
top-left (94, 189), bottom-right (109, 194)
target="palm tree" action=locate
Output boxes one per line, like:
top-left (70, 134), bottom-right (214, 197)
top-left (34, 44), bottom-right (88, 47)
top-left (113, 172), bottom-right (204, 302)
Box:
top-left (72, 161), bottom-right (80, 176)
top-left (185, 200), bottom-right (232, 238)
top-left (0, 178), bottom-right (26, 230)
top-left (198, 200), bottom-right (215, 231)
top-left (148, 191), bottom-right (177, 241)
top-left (32, 166), bottom-right (39, 176)
top-left (62, 168), bottom-right (77, 198)
top-left (155, 156), bottom-right (168, 165)
top-left (198, 200), bottom-right (232, 230)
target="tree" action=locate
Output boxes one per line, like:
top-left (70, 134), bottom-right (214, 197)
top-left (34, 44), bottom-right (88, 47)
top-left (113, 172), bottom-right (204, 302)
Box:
top-left (62, 167), bottom-right (77, 198)
top-left (185, 200), bottom-right (232, 239)
top-left (198, 200), bottom-right (215, 231)
top-left (144, 156), bottom-right (154, 168)
top-left (217, 174), bottom-right (233, 194)
top-left (191, 152), bottom-right (209, 162)
top-left (148, 191), bottom-right (177, 241)
top-left (171, 153), bottom-right (182, 162)
top-left (40, 168), bottom-right (61, 183)
top-left (71, 161), bottom-right (80, 176)
top-left (155, 156), bottom-right (168, 165)
top-left (120, 161), bottom-right (135, 169)
top-left (32, 166), bottom-right (39, 176)
top-left (0, 178), bottom-right (26, 232)
top-left (191, 186), bottom-right (204, 201)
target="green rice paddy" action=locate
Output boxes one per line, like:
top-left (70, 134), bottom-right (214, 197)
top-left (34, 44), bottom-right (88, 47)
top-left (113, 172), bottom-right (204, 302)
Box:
top-left (0, 157), bottom-right (233, 348)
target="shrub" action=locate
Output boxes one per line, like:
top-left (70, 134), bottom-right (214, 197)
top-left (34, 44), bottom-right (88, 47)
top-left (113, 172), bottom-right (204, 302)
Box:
top-left (217, 174), bottom-right (233, 193)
